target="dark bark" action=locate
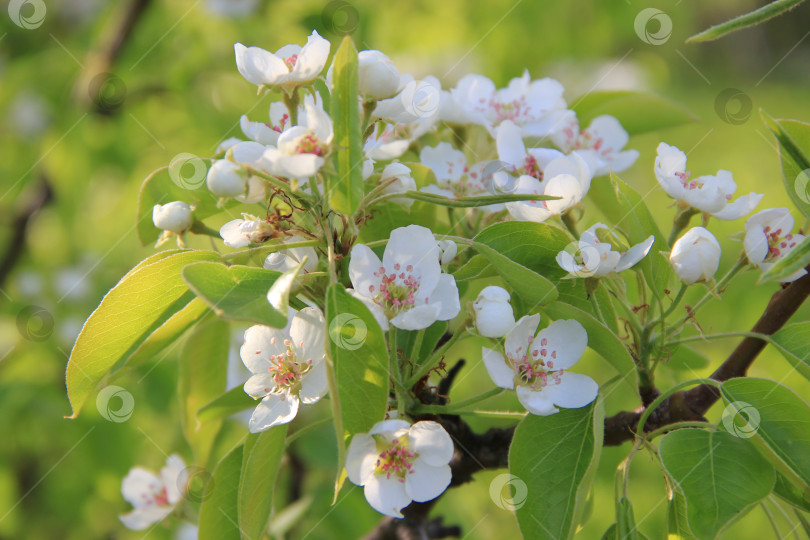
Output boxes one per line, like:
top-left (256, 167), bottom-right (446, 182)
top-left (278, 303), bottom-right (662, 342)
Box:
top-left (0, 179), bottom-right (53, 290)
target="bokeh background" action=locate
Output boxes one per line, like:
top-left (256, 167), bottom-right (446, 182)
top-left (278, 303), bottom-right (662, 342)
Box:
top-left (2, 0), bottom-right (810, 538)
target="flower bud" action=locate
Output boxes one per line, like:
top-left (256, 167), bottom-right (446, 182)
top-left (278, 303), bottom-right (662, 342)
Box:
top-left (437, 240), bottom-right (457, 265)
top-left (379, 163), bottom-right (416, 206)
top-left (473, 286), bottom-right (515, 338)
top-left (207, 159), bottom-right (247, 198)
top-left (220, 217), bottom-right (274, 248)
top-left (152, 202), bottom-right (192, 233)
top-left (669, 227), bottom-right (721, 284)
top-left (358, 50), bottom-right (401, 100)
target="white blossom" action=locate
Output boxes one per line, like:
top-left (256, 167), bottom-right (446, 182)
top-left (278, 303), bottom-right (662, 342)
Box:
top-left (556, 223), bottom-right (654, 277)
top-left (234, 31), bottom-right (330, 88)
top-left (744, 208), bottom-right (807, 282)
top-left (473, 286), bottom-right (515, 338)
top-left (551, 114), bottom-right (639, 176)
top-left (346, 419), bottom-right (453, 518)
top-left (264, 235), bottom-right (318, 273)
top-left (358, 50), bottom-right (401, 99)
top-left (119, 454), bottom-right (187, 530)
top-left (152, 202), bottom-right (193, 234)
top-left (669, 227), bottom-right (722, 284)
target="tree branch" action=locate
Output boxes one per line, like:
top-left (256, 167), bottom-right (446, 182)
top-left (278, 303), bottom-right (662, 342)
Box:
top-left (603, 266), bottom-right (810, 446)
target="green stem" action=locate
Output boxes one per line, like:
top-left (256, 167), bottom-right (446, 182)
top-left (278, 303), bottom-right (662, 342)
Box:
top-left (561, 211), bottom-right (580, 239)
top-left (409, 387), bottom-right (504, 415)
top-left (283, 88), bottom-right (300, 125)
top-left (319, 216), bottom-right (338, 284)
top-left (388, 326), bottom-right (407, 413)
top-left (761, 500), bottom-right (784, 540)
top-left (636, 378), bottom-right (721, 437)
top-left (590, 292), bottom-right (608, 326)
top-left (661, 283), bottom-right (688, 320)
top-left (409, 329), bottom-right (426, 377)
top-left (668, 207), bottom-right (699, 246)
top-left (667, 331), bottom-right (771, 346)
top-left (669, 255), bottom-right (748, 335)
top-left (405, 330), bottom-right (468, 387)
top-left (644, 420), bottom-right (715, 441)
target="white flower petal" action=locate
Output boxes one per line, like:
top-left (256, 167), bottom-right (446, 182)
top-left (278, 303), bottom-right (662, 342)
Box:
top-left (428, 273), bottom-right (460, 321)
top-left (289, 30), bottom-right (330, 82)
top-left (121, 468), bottom-right (162, 506)
top-left (290, 307), bottom-right (325, 365)
top-left (363, 474), bottom-right (411, 518)
top-left (712, 192), bottom-right (764, 220)
top-left (248, 393), bottom-right (299, 433)
top-left (349, 244), bottom-right (383, 300)
top-left (505, 314), bottom-right (541, 360)
top-left (533, 319), bottom-right (587, 371)
top-left (120, 507), bottom-right (173, 530)
top-left (300, 361), bottom-right (328, 404)
top-left (482, 347), bottom-right (515, 390)
top-left (390, 303), bottom-right (442, 331)
top-left (409, 421), bottom-right (454, 467)
top-left (345, 433), bottom-right (378, 486)
top-left (405, 460), bottom-right (452, 503)
top-left (234, 43), bottom-right (288, 86)
top-left (240, 325), bottom-right (287, 373)
top-left (516, 386), bottom-right (558, 416)
top-left (615, 235), bottom-right (655, 272)
top-left (244, 373), bottom-right (276, 399)
top-left (544, 372), bottom-right (599, 409)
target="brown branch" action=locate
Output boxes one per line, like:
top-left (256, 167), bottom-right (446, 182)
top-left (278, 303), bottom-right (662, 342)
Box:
top-left (603, 266), bottom-right (810, 446)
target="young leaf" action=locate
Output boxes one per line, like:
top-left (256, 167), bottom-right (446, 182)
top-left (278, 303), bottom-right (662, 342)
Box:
top-left (510, 401), bottom-right (603, 540)
top-left (182, 262), bottom-right (287, 327)
top-left (761, 111), bottom-right (810, 218)
top-left (198, 444), bottom-right (243, 540)
top-left (615, 497), bottom-right (640, 540)
top-left (399, 190), bottom-right (559, 208)
top-left (659, 429), bottom-right (776, 539)
top-left (328, 36), bottom-right (363, 214)
top-left (179, 319), bottom-right (229, 467)
top-left (198, 386), bottom-right (256, 424)
top-left (452, 254), bottom-right (495, 282)
top-left (325, 285), bottom-right (389, 437)
top-left (239, 425), bottom-right (288, 540)
top-left (773, 472), bottom-right (810, 512)
top-left (542, 301), bottom-right (638, 393)
top-left (759, 235), bottom-right (810, 283)
top-left (721, 378), bottom-right (810, 487)
top-left (65, 250), bottom-right (220, 418)
top-left (667, 489), bottom-right (696, 540)
top-left (770, 321), bottom-right (810, 382)
top-left (688, 0), bottom-right (807, 43)
top-left (588, 174), bottom-right (671, 299)
top-left (471, 242), bottom-right (558, 307)
top-left (571, 91), bottom-right (696, 136)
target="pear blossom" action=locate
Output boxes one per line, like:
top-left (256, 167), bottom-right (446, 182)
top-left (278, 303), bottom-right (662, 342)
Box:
top-left (556, 223), bottom-right (654, 277)
top-left (240, 101), bottom-right (291, 146)
top-left (374, 75), bottom-right (441, 124)
top-left (207, 142), bottom-right (270, 203)
top-left (496, 121), bottom-right (593, 222)
top-left (482, 315), bottom-right (598, 416)
top-left (378, 162), bottom-right (417, 207)
top-left (234, 31), bottom-right (330, 88)
top-left (262, 100), bottom-right (333, 179)
top-left (220, 214), bottom-right (277, 248)
top-left (473, 286), bottom-right (515, 338)
top-left (655, 143), bottom-right (763, 220)
top-left (216, 136), bottom-right (242, 155)
top-left (669, 227), bottom-right (721, 284)
top-left (744, 208), bottom-right (807, 282)
top-left (348, 225), bottom-right (461, 331)
top-left (419, 142), bottom-right (505, 211)
top-left (264, 235), bottom-right (318, 273)
top-left (551, 114), bottom-right (639, 176)
top-left (358, 50), bottom-right (401, 99)
top-left (362, 158), bottom-right (376, 180)
top-left (346, 419), bottom-right (453, 518)
top-left (240, 307), bottom-right (328, 433)
top-left (437, 240), bottom-right (457, 265)
top-left (152, 202), bottom-right (192, 234)
top-left (451, 71), bottom-right (571, 136)
top-left (119, 454), bottom-right (187, 530)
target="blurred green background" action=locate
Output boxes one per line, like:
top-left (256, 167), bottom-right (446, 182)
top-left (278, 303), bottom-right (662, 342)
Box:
top-left (2, 0), bottom-right (810, 538)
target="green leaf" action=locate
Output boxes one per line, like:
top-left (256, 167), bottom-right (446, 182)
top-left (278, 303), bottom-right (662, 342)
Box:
top-left (182, 262), bottom-right (287, 327)
top-left (400, 190), bottom-right (559, 208)
top-left (328, 36), bottom-right (363, 214)
top-left (667, 489), bottom-right (696, 540)
top-left (326, 285), bottom-right (389, 437)
top-left (761, 112), bottom-right (810, 218)
top-left (126, 297), bottom-right (210, 369)
top-left (510, 402), bottom-right (603, 540)
top-left (571, 91), bottom-right (696, 136)
top-left (238, 425), bottom-right (288, 540)
top-left (398, 322), bottom-right (447, 365)
top-left (199, 444), bottom-right (243, 540)
top-left (400, 162), bottom-right (437, 188)
top-left (658, 429), bottom-right (776, 539)
top-left (615, 497), bottom-right (640, 540)
top-left (588, 174), bottom-right (671, 298)
top-left (475, 221), bottom-right (572, 281)
top-left (770, 322), bottom-right (810, 382)
top-left (542, 301), bottom-right (638, 392)
top-left (721, 378), bottom-right (810, 487)
top-left (759, 235), bottom-right (810, 283)
top-left (688, 0), bottom-right (806, 42)
top-left (66, 250), bottom-right (220, 418)
top-left (773, 472), bottom-right (810, 512)
top-left (198, 386), bottom-right (256, 424)
top-left (663, 345), bottom-right (710, 372)
top-left (471, 241), bottom-right (558, 307)
top-left (179, 319), bottom-right (229, 466)
top-left (136, 164), bottom-right (234, 246)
